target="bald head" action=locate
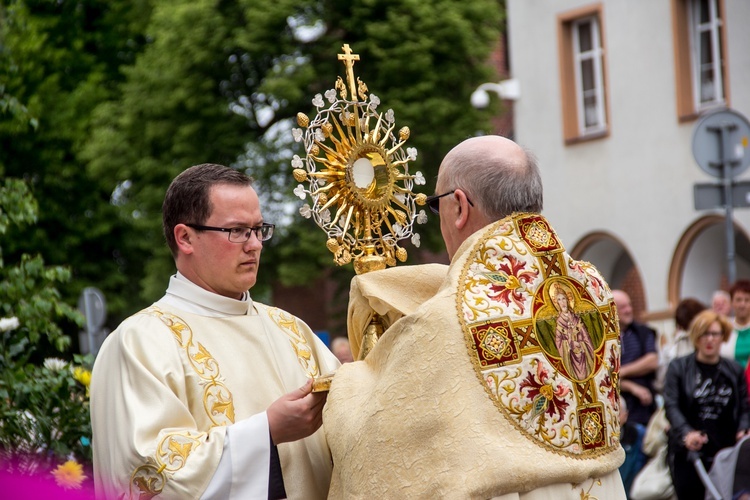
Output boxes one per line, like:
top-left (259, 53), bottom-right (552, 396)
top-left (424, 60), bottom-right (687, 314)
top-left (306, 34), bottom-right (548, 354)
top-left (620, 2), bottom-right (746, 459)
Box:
top-left (612, 290), bottom-right (634, 329)
top-left (443, 135), bottom-right (526, 170)
top-left (434, 135), bottom-right (543, 259)
top-left (437, 135), bottom-right (543, 221)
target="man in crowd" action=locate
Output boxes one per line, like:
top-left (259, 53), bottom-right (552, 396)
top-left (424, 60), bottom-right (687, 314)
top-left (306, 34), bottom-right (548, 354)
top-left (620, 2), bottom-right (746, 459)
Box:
top-left (90, 164), bottom-right (339, 499)
top-left (331, 336), bottom-right (354, 363)
top-left (324, 135), bottom-right (626, 498)
top-left (612, 290), bottom-right (658, 427)
top-left (712, 289), bottom-right (732, 317)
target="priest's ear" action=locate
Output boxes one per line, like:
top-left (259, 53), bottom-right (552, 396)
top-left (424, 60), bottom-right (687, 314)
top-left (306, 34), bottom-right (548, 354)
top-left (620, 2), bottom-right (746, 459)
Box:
top-left (453, 189), bottom-right (472, 230)
top-left (174, 224), bottom-right (196, 255)
top-left (454, 189), bottom-right (489, 234)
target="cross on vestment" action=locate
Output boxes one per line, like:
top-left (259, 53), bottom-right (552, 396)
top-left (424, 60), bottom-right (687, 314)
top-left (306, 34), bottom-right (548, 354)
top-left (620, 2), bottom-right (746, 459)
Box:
top-left (338, 44), bottom-right (360, 100)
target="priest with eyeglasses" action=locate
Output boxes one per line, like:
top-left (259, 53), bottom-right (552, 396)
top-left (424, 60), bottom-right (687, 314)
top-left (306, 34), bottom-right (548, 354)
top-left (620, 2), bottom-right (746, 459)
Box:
top-left (91, 163), bottom-right (339, 499)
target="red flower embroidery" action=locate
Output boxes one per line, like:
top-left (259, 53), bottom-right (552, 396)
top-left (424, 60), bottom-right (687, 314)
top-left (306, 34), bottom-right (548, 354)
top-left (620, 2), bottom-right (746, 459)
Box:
top-left (519, 360), bottom-right (571, 424)
top-left (568, 260), bottom-right (606, 301)
top-left (600, 346), bottom-right (620, 409)
top-left (487, 254), bottom-right (539, 313)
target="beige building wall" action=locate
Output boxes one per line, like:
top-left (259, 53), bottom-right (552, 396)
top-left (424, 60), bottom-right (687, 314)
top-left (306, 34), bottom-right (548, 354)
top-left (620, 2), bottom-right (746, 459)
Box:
top-left (506, 0), bottom-right (750, 318)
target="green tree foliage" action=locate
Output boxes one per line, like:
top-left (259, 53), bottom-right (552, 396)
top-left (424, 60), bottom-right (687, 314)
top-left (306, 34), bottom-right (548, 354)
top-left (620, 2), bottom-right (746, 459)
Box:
top-left (1, 0), bottom-right (503, 329)
top-left (0, 178), bottom-right (91, 471)
top-left (0, 178), bottom-right (83, 361)
top-left (84, 0), bottom-right (503, 306)
top-left (0, 0), bottom-right (152, 328)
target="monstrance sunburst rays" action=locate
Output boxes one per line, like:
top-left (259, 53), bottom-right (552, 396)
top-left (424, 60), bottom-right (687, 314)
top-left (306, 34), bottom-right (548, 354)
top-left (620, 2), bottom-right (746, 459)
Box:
top-left (292, 44), bottom-right (427, 275)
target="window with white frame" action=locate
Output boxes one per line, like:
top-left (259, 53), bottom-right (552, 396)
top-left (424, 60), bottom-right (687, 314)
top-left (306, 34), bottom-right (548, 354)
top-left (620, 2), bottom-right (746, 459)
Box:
top-left (572, 16), bottom-right (606, 135)
top-left (688, 0), bottom-right (725, 109)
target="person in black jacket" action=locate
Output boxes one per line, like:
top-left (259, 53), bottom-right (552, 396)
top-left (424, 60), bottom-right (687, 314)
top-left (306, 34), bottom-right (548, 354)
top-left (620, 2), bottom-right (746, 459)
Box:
top-left (663, 309), bottom-right (750, 499)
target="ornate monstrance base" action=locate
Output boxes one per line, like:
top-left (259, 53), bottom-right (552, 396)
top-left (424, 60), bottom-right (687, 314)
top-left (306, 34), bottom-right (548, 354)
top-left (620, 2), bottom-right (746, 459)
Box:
top-left (312, 374), bottom-right (334, 392)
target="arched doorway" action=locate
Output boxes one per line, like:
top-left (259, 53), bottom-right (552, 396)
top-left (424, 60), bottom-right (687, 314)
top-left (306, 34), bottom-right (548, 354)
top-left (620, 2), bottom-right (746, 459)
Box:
top-left (668, 215), bottom-right (750, 307)
top-left (570, 232), bottom-right (648, 321)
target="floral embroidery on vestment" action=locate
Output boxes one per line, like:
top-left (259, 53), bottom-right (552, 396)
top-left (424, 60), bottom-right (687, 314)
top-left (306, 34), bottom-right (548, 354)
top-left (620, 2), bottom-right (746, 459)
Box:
top-left (129, 431), bottom-right (206, 498)
top-left (576, 477), bottom-right (603, 499)
top-left (145, 307), bottom-right (235, 426)
top-left (459, 213), bottom-right (621, 458)
top-left (128, 307), bottom-right (236, 497)
top-left (267, 307), bottom-right (320, 378)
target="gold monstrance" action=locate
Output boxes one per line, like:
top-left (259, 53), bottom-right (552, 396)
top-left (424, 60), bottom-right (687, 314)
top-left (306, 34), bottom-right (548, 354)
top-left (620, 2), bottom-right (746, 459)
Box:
top-left (292, 45), bottom-right (427, 389)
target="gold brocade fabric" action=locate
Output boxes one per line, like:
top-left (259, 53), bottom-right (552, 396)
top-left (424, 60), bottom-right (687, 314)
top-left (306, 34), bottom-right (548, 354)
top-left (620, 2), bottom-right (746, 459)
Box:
top-left (324, 213), bottom-right (625, 499)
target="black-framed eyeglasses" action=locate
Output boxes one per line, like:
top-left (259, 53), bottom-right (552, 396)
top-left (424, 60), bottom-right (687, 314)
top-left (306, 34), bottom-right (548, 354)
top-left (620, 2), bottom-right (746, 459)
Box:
top-left (186, 223), bottom-right (275, 243)
top-left (425, 190), bottom-right (474, 215)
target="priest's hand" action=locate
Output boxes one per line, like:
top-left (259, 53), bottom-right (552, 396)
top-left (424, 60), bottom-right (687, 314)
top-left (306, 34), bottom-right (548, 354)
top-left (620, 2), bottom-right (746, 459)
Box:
top-left (267, 379), bottom-right (327, 444)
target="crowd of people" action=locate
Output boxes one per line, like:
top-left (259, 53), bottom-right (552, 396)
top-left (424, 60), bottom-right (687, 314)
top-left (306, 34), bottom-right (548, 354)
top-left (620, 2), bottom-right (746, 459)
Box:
top-left (618, 284), bottom-right (750, 500)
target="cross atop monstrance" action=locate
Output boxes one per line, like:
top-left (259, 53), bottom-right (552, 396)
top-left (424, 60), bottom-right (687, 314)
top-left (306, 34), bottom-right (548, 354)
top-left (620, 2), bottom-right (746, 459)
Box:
top-left (337, 44), bottom-right (360, 99)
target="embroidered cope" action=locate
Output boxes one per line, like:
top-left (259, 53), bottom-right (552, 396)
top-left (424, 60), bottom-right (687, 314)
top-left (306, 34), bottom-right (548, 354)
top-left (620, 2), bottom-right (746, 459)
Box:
top-left (324, 213), bottom-right (626, 498)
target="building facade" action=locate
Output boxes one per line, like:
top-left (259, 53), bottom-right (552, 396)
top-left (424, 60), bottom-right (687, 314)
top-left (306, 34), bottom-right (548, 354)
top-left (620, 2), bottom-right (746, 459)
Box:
top-left (506, 0), bottom-right (750, 324)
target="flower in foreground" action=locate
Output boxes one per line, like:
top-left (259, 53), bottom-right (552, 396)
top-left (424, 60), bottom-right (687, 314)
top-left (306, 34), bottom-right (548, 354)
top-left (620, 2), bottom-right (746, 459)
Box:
top-left (0, 316), bottom-right (20, 332)
top-left (72, 367), bottom-right (92, 387)
top-left (52, 460), bottom-right (87, 489)
top-left (44, 357), bottom-right (68, 372)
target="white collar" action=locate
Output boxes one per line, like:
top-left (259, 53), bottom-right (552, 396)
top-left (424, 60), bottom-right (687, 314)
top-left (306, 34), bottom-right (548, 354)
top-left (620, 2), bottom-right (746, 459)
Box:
top-left (157, 272), bottom-right (254, 317)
